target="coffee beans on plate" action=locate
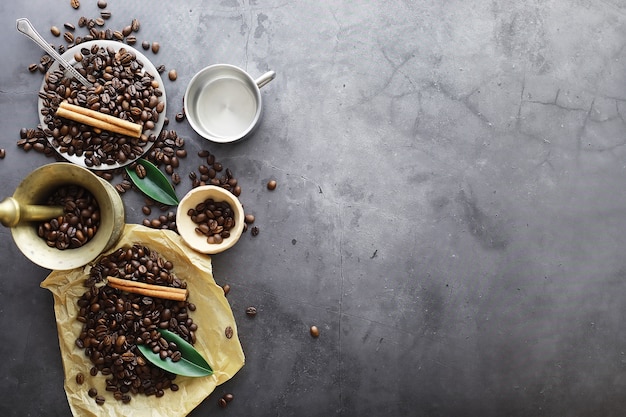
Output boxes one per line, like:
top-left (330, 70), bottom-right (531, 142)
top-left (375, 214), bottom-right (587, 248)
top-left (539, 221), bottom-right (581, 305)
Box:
top-left (39, 44), bottom-right (164, 168)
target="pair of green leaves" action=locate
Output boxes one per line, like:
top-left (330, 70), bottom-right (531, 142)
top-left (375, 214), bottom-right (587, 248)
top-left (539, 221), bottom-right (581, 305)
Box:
top-left (137, 329), bottom-right (213, 377)
top-left (126, 159), bottom-right (179, 206)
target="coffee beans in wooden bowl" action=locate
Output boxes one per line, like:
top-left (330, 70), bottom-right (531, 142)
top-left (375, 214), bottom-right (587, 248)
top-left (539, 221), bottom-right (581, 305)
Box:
top-left (175, 186), bottom-right (245, 254)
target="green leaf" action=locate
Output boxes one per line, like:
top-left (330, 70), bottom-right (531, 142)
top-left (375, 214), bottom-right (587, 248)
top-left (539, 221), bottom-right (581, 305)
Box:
top-left (137, 329), bottom-right (213, 377)
top-left (126, 159), bottom-right (179, 206)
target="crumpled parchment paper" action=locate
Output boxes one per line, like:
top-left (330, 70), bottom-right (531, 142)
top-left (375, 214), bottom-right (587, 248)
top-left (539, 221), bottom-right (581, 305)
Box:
top-left (40, 224), bottom-right (245, 417)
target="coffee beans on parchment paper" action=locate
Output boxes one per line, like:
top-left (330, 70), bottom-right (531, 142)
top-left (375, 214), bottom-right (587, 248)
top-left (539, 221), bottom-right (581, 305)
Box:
top-left (76, 244), bottom-right (195, 403)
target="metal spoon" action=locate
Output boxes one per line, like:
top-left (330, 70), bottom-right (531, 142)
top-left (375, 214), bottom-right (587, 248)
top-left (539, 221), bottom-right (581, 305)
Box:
top-left (16, 18), bottom-right (92, 87)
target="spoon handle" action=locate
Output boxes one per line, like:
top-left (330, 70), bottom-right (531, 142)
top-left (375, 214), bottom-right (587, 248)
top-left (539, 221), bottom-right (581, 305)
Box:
top-left (16, 18), bottom-right (92, 87)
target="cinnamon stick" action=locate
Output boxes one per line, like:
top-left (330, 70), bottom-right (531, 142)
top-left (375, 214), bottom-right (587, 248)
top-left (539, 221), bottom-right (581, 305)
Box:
top-left (56, 101), bottom-right (143, 138)
top-left (106, 276), bottom-right (188, 302)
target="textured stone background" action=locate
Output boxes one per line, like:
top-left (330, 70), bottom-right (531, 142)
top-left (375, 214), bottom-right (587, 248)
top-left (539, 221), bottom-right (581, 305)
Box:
top-left (1, 1), bottom-right (626, 416)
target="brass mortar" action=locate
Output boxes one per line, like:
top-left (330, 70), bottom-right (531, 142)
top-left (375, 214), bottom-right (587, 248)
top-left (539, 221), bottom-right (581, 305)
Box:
top-left (5, 163), bottom-right (125, 270)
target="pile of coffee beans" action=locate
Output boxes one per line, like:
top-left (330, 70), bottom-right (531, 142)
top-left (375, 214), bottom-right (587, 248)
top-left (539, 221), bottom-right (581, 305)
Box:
top-left (39, 44), bottom-right (164, 168)
top-left (188, 198), bottom-right (236, 244)
top-left (38, 185), bottom-right (100, 250)
top-left (77, 244), bottom-right (197, 402)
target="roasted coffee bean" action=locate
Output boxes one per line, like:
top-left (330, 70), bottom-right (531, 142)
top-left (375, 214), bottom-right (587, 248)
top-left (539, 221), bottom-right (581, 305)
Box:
top-left (310, 325), bottom-right (320, 338)
top-left (267, 180), bottom-right (277, 190)
top-left (251, 226), bottom-right (260, 236)
top-left (95, 395), bottom-right (105, 405)
top-left (75, 373), bottom-right (85, 384)
top-left (218, 398), bottom-right (228, 408)
top-left (225, 326), bottom-right (233, 339)
top-left (244, 214), bottom-right (255, 224)
top-left (64, 22), bottom-right (75, 31)
top-left (142, 40), bottom-right (150, 50)
top-left (131, 18), bottom-right (140, 32)
top-left (245, 306), bottom-right (257, 317)
top-left (0, 149), bottom-right (5, 159)
top-left (125, 35), bottom-right (137, 45)
top-left (142, 206), bottom-right (152, 215)
top-left (151, 42), bottom-right (160, 54)
top-left (100, 10), bottom-right (111, 20)
top-left (28, 63), bottom-right (38, 72)
top-left (70, 0), bottom-right (80, 9)
top-left (224, 393), bottom-right (234, 402)
top-left (135, 164), bottom-right (147, 179)
top-left (88, 387), bottom-right (98, 397)
top-left (168, 69), bottom-right (178, 81)
top-left (51, 26), bottom-right (61, 37)
top-left (223, 284), bottom-right (230, 296)
top-left (63, 32), bottom-right (74, 43)
top-left (175, 112), bottom-right (185, 122)
top-left (97, 0), bottom-right (107, 8)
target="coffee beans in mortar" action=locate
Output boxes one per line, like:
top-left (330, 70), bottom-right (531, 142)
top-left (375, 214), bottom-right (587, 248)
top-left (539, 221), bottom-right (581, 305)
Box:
top-left (38, 185), bottom-right (100, 250)
top-left (77, 244), bottom-right (196, 402)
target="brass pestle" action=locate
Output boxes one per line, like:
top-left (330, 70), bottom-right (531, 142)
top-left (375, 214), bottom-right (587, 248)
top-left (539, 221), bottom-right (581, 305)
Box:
top-left (0, 197), bottom-right (65, 227)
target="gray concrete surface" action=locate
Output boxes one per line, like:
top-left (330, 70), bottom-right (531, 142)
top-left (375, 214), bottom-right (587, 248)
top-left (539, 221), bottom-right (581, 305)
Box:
top-left (1, 1), bottom-right (626, 416)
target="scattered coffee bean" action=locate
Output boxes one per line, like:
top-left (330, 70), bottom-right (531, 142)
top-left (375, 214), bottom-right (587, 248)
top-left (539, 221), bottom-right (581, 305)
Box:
top-left (100, 10), bottom-right (111, 19)
top-left (218, 397), bottom-right (228, 408)
top-left (63, 22), bottom-right (75, 31)
top-left (142, 40), bottom-right (150, 50)
top-left (50, 26), bottom-right (61, 37)
top-left (244, 214), bottom-right (255, 224)
top-left (0, 149), bottom-right (5, 159)
top-left (224, 393), bottom-right (234, 402)
top-left (95, 395), bottom-right (105, 405)
top-left (225, 326), bottom-right (233, 339)
top-left (132, 18), bottom-right (141, 32)
top-left (75, 373), bottom-right (85, 384)
top-left (223, 284), bottom-right (231, 296)
top-left (152, 41), bottom-right (160, 54)
top-left (28, 63), bottom-right (38, 72)
top-left (245, 306), bottom-right (257, 317)
top-left (135, 164), bottom-right (147, 179)
top-left (267, 180), bottom-right (277, 190)
top-left (97, 0), bottom-right (107, 8)
top-left (168, 69), bottom-right (178, 81)
top-left (310, 325), bottom-right (320, 338)
top-left (88, 387), bottom-right (98, 397)
top-left (175, 112), bottom-right (185, 122)
top-left (70, 0), bottom-right (80, 9)
top-left (142, 206), bottom-right (152, 216)
top-left (251, 226), bottom-right (260, 236)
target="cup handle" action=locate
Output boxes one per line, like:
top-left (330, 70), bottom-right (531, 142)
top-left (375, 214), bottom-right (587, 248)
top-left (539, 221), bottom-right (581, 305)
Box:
top-left (255, 71), bottom-right (276, 89)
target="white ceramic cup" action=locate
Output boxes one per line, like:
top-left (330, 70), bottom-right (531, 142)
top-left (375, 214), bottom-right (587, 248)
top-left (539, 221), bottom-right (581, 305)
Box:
top-left (184, 64), bottom-right (276, 143)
